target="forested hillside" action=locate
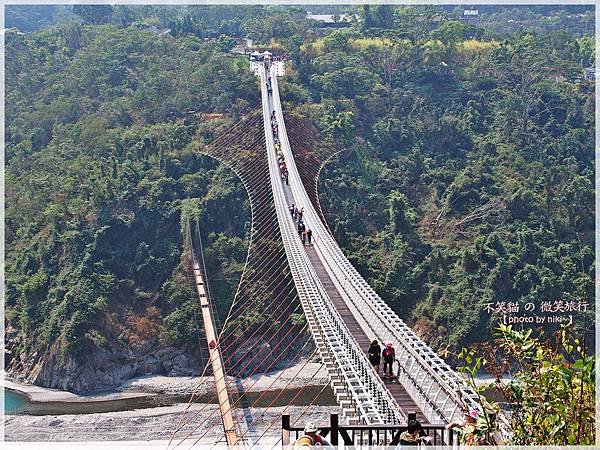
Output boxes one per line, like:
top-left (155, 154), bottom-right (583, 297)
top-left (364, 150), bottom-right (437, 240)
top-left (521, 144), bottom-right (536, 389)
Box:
top-left (281, 7), bottom-right (595, 356)
top-left (5, 5), bottom-right (594, 391)
top-left (5, 23), bottom-right (257, 391)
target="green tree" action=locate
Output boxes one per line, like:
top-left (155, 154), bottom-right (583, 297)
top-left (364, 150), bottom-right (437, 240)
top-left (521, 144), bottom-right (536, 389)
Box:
top-left (459, 325), bottom-right (595, 445)
top-left (389, 191), bottom-right (416, 234)
top-left (73, 5), bottom-right (114, 25)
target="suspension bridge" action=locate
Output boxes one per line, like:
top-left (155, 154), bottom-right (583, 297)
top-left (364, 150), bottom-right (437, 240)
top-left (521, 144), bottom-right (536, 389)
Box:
top-left (169, 60), bottom-right (505, 448)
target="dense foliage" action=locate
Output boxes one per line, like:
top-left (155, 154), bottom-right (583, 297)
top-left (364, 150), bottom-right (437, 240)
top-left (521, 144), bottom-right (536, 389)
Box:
top-left (274, 8), bottom-right (595, 355)
top-left (5, 24), bottom-right (257, 360)
top-left (458, 324), bottom-right (595, 445)
top-left (5, 5), bottom-right (77, 32)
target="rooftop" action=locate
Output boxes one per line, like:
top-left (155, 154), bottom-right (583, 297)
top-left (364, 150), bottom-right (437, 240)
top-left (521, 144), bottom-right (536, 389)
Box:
top-left (306, 13), bottom-right (355, 24)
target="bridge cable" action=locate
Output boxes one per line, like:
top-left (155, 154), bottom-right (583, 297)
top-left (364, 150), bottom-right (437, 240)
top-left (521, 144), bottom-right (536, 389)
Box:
top-left (214, 343), bottom-right (316, 447)
top-left (169, 284), bottom-right (300, 442)
top-left (185, 323), bottom-right (310, 448)
top-left (233, 349), bottom-right (320, 445)
top-left (171, 105), bottom-right (319, 445)
top-left (174, 320), bottom-right (309, 447)
top-left (170, 297), bottom-right (304, 440)
top-left (170, 110), bottom-right (288, 438)
top-left (169, 114), bottom-right (270, 445)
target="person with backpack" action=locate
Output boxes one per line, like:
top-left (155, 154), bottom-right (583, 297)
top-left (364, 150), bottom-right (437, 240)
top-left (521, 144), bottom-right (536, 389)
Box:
top-left (382, 342), bottom-right (396, 378)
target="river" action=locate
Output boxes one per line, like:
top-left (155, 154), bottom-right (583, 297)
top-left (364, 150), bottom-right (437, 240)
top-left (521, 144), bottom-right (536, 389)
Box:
top-left (3, 385), bottom-right (335, 416)
top-left (5, 390), bottom-right (27, 413)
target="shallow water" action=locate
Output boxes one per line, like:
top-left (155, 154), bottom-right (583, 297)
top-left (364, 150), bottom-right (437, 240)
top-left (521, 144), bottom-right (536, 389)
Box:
top-left (5, 390), bottom-right (27, 413)
top-left (6, 385), bottom-right (336, 416)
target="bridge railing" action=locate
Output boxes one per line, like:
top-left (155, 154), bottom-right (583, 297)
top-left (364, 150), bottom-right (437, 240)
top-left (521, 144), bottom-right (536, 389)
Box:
top-left (269, 66), bottom-right (482, 427)
top-left (282, 413), bottom-right (457, 447)
top-left (260, 64), bottom-right (403, 425)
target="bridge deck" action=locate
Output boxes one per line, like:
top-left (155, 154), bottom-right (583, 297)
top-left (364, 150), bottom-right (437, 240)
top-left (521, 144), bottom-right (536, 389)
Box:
top-left (303, 245), bottom-right (429, 424)
top-left (275, 92), bottom-right (428, 424)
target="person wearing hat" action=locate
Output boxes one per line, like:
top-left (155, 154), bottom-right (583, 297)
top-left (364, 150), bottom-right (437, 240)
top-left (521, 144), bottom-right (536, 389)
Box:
top-left (382, 342), bottom-right (396, 378)
top-left (293, 421), bottom-right (332, 448)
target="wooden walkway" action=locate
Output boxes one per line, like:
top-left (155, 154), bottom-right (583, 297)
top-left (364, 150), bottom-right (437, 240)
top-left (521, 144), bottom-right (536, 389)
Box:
top-left (304, 244), bottom-right (429, 424)
top-left (192, 260), bottom-right (239, 445)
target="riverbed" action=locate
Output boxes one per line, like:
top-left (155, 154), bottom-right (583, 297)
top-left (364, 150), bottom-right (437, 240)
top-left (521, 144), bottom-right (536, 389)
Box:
top-left (4, 403), bottom-right (339, 442)
top-left (3, 360), bottom-right (337, 441)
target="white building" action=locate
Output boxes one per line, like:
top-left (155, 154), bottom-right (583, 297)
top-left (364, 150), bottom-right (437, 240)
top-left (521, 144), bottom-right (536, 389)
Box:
top-left (462, 9), bottom-right (480, 21)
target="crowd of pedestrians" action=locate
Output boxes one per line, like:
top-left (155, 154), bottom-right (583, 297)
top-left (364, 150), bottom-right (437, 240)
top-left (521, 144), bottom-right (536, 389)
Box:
top-left (268, 86), bottom-right (313, 248)
top-left (266, 60), bottom-right (482, 449)
top-left (273, 111), bottom-right (290, 185)
top-left (289, 203), bottom-right (312, 246)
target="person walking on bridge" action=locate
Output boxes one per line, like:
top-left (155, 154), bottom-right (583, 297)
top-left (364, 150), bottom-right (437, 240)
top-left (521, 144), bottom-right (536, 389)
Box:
top-left (289, 204), bottom-right (295, 218)
top-left (382, 342), bottom-right (396, 378)
top-left (368, 340), bottom-right (381, 374)
top-left (306, 228), bottom-right (312, 245)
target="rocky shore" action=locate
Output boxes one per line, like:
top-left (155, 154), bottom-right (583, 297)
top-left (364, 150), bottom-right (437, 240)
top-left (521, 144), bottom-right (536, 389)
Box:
top-left (5, 323), bottom-right (208, 394)
top-left (6, 321), bottom-right (314, 395)
top-left (5, 356), bottom-right (328, 400)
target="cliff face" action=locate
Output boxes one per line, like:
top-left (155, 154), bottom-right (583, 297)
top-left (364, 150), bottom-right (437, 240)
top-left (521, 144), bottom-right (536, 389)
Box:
top-left (5, 324), bottom-right (204, 394)
top-left (5, 322), bottom-right (312, 394)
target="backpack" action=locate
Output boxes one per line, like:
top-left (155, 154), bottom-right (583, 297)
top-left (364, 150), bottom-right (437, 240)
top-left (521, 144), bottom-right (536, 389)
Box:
top-left (382, 347), bottom-right (395, 361)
